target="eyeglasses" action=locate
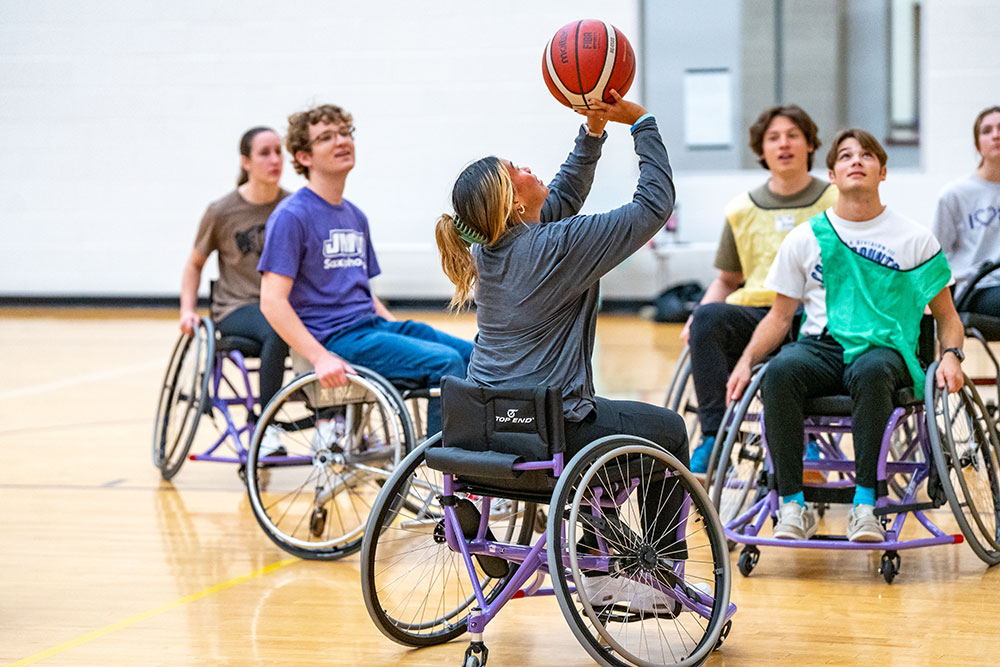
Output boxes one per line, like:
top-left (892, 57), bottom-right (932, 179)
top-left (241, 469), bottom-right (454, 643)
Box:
top-left (308, 126), bottom-right (356, 147)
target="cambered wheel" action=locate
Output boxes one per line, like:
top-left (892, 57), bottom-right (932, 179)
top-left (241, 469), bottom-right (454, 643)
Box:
top-left (246, 367), bottom-right (413, 560)
top-left (152, 318), bottom-right (214, 480)
top-left (666, 348), bottom-right (702, 451)
top-left (926, 365), bottom-right (1000, 565)
top-left (548, 436), bottom-right (732, 667)
top-left (361, 436), bottom-right (535, 647)
top-left (710, 366), bottom-right (769, 531)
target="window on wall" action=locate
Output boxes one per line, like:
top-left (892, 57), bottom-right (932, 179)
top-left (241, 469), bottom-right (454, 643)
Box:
top-left (888, 0), bottom-right (921, 145)
top-left (642, 0), bottom-right (922, 171)
top-left (740, 0), bottom-right (922, 168)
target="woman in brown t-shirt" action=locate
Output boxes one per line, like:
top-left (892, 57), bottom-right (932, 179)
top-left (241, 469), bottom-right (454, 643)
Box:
top-left (179, 127), bottom-right (290, 449)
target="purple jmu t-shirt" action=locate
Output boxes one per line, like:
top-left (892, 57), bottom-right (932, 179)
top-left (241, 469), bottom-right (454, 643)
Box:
top-left (258, 187), bottom-right (381, 344)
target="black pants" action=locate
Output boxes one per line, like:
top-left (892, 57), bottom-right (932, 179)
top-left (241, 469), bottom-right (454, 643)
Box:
top-left (966, 285), bottom-right (1000, 316)
top-left (216, 303), bottom-right (289, 411)
top-left (689, 303), bottom-right (772, 434)
top-left (565, 397), bottom-right (689, 543)
top-left (761, 336), bottom-right (909, 496)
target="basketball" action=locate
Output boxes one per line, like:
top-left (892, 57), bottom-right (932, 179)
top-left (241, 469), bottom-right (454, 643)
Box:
top-left (542, 19), bottom-right (636, 110)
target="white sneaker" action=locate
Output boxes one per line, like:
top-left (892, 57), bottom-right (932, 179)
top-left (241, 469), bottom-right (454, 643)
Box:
top-left (773, 502), bottom-right (818, 540)
top-left (847, 504), bottom-right (886, 542)
top-left (259, 425), bottom-right (286, 457)
top-left (310, 420), bottom-right (339, 454)
top-left (579, 575), bottom-right (683, 614)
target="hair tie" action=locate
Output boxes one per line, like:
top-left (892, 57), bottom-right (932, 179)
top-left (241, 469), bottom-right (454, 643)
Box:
top-left (453, 216), bottom-right (488, 245)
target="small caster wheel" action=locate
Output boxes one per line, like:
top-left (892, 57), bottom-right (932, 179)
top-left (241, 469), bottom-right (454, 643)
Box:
top-left (737, 545), bottom-right (760, 577)
top-left (815, 502), bottom-right (828, 519)
top-left (463, 640), bottom-right (488, 667)
top-left (879, 550), bottom-right (901, 584)
top-left (237, 464), bottom-right (247, 485)
top-left (310, 507), bottom-right (328, 537)
top-left (714, 620), bottom-right (733, 651)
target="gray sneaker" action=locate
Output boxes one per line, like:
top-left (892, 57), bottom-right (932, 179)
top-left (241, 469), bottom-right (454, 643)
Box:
top-left (847, 504), bottom-right (886, 542)
top-left (773, 502), bottom-right (818, 540)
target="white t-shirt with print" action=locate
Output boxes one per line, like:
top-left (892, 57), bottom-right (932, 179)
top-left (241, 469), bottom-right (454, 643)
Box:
top-left (764, 207), bottom-right (949, 337)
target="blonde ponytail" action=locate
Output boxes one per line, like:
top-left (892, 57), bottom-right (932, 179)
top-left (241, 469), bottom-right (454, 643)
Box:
top-left (434, 157), bottom-right (518, 310)
top-left (435, 213), bottom-right (479, 310)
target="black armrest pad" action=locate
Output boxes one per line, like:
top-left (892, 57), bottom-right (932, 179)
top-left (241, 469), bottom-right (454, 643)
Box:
top-left (425, 448), bottom-right (524, 480)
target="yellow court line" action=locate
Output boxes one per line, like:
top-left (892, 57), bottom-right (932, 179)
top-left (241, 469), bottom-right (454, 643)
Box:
top-left (10, 557), bottom-right (298, 666)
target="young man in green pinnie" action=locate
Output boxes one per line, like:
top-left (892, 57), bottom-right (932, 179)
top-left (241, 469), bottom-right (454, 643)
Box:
top-left (726, 129), bottom-right (966, 543)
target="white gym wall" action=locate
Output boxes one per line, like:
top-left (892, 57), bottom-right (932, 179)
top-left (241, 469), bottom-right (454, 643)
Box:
top-left (0, 1), bottom-right (996, 300)
top-left (0, 1), bottom-right (641, 298)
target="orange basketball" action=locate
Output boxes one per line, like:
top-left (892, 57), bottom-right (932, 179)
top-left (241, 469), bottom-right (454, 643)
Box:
top-left (542, 19), bottom-right (636, 110)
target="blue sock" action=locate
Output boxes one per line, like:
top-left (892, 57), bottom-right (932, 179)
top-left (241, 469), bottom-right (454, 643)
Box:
top-left (853, 485), bottom-right (876, 507)
top-left (782, 492), bottom-right (806, 507)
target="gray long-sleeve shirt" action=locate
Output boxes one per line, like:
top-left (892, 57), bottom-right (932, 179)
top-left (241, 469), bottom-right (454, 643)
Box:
top-left (467, 118), bottom-right (675, 420)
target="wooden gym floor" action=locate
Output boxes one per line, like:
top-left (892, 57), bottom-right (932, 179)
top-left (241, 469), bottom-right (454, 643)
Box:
top-left (1, 307), bottom-right (999, 666)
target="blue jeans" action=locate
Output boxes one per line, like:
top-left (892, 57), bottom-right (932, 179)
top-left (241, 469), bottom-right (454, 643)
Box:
top-left (324, 316), bottom-right (473, 435)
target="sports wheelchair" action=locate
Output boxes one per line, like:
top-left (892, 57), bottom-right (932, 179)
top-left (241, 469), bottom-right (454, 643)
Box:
top-left (954, 258), bottom-right (1000, 416)
top-left (663, 345), bottom-right (702, 452)
top-left (709, 326), bottom-right (1000, 584)
top-left (243, 348), bottom-right (436, 560)
top-left (153, 316), bottom-right (286, 481)
top-left (360, 377), bottom-right (736, 667)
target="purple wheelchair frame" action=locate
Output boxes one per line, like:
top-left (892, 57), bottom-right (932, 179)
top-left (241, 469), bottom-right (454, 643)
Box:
top-left (187, 341), bottom-right (302, 468)
top-left (724, 402), bottom-right (964, 554)
top-left (436, 445), bottom-right (737, 639)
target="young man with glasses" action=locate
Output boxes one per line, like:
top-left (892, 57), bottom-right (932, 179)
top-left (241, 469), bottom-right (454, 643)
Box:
top-left (258, 104), bottom-right (472, 435)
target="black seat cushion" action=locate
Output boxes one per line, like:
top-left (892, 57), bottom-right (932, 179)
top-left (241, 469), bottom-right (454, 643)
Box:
top-left (387, 376), bottom-right (429, 392)
top-left (804, 386), bottom-right (920, 417)
top-left (962, 312), bottom-right (1000, 341)
top-left (216, 335), bottom-right (261, 357)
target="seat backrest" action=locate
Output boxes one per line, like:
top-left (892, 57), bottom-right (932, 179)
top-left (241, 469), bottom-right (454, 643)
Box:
top-left (917, 313), bottom-right (936, 367)
top-left (440, 376), bottom-right (564, 460)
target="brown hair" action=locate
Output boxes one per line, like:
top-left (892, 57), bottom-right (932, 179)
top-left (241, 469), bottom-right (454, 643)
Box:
top-left (434, 157), bottom-right (521, 310)
top-left (285, 104), bottom-right (353, 179)
top-left (748, 105), bottom-right (821, 171)
top-left (237, 126), bottom-right (277, 186)
top-left (825, 129), bottom-right (888, 170)
top-left (973, 105), bottom-right (1000, 166)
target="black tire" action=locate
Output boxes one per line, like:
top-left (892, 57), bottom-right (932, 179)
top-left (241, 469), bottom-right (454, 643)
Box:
top-left (666, 348), bottom-right (702, 449)
top-left (926, 365), bottom-right (1000, 565)
top-left (710, 366), bottom-right (769, 529)
top-left (547, 436), bottom-right (732, 667)
top-left (152, 318), bottom-right (214, 480)
top-left (245, 367), bottom-right (413, 560)
top-left (360, 436), bottom-right (535, 647)
top-left (737, 546), bottom-right (759, 577)
top-left (879, 551), bottom-right (900, 584)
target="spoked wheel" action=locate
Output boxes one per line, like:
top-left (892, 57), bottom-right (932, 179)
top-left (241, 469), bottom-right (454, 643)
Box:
top-left (926, 365), bottom-right (1000, 565)
top-left (152, 318), bottom-right (214, 480)
top-left (666, 347), bottom-right (702, 449)
top-left (548, 436), bottom-right (732, 667)
top-left (246, 367), bottom-right (414, 560)
top-left (710, 367), bottom-right (768, 530)
top-left (361, 436), bottom-right (535, 647)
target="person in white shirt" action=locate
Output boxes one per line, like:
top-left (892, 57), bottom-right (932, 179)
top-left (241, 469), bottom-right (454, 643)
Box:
top-left (726, 129), bottom-right (966, 543)
top-left (932, 105), bottom-right (1000, 314)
